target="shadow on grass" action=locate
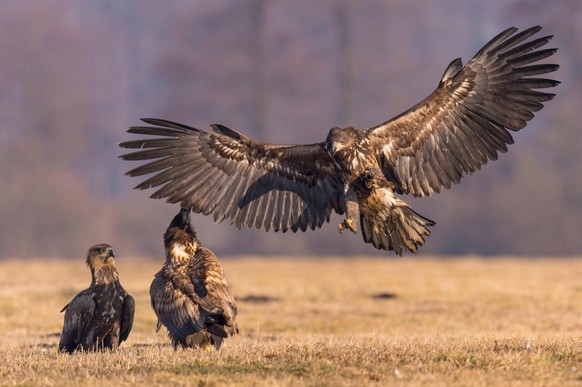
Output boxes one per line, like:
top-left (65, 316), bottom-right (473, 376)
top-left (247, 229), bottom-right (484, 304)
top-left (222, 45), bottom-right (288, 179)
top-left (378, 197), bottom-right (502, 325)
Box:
top-left (369, 292), bottom-right (398, 300)
top-left (238, 294), bottom-right (281, 304)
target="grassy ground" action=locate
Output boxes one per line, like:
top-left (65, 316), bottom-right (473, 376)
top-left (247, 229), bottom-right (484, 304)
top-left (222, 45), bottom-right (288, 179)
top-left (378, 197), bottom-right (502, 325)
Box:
top-left (0, 257), bottom-right (580, 386)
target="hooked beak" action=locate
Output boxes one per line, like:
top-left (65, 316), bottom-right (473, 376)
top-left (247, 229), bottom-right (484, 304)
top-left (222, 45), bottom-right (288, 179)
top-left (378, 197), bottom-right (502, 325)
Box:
top-left (180, 207), bottom-right (190, 225)
top-left (324, 142), bottom-right (336, 155)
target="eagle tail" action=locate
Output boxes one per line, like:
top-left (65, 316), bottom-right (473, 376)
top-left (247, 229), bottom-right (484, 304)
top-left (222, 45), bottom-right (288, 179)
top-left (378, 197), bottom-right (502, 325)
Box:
top-left (206, 323), bottom-right (228, 338)
top-left (210, 335), bottom-right (224, 350)
top-left (392, 203), bottom-right (435, 254)
top-left (200, 309), bottom-right (229, 340)
top-left (361, 199), bottom-right (435, 255)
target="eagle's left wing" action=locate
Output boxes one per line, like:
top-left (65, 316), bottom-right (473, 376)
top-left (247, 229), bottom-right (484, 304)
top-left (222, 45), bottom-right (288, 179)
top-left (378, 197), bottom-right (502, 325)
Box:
top-left (167, 266), bottom-right (229, 340)
top-left (190, 248), bottom-right (237, 325)
top-left (150, 272), bottom-right (202, 339)
top-left (120, 119), bottom-right (344, 232)
top-left (366, 26), bottom-right (559, 197)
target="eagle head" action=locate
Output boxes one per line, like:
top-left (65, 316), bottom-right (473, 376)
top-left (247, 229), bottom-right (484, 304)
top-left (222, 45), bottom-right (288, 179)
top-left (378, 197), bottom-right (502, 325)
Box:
top-left (164, 208), bottom-right (198, 253)
top-left (86, 243), bottom-right (118, 284)
top-left (325, 127), bottom-right (357, 155)
top-left (168, 207), bottom-right (192, 231)
top-left (86, 243), bottom-right (115, 268)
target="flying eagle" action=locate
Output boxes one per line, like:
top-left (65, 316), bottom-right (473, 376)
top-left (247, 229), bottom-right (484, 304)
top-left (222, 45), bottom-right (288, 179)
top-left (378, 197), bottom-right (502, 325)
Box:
top-left (119, 26), bottom-right (559, 254)
top-left (150, 208), bottom-right (238, 349)
top-left (59, 244), bottom-right (135, 353)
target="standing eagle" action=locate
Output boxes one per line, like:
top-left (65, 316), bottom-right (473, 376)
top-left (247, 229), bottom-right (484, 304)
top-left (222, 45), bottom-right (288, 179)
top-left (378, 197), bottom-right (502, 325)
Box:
top-left (59, 244), bottom-right (135, 353)
top-left (150, 208), bottom-right (238, 349)
top-left (119, 26), bottom-right (559, 254)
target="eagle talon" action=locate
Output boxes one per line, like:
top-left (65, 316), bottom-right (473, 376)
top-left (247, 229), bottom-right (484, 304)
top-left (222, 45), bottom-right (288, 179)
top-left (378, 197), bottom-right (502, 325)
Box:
top-left (338, 219), bottom-right (357, 234)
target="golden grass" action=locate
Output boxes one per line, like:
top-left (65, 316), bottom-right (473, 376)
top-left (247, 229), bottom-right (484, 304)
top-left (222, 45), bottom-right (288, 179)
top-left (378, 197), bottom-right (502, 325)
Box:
top-left (0, 257), bottom-right (580, 386)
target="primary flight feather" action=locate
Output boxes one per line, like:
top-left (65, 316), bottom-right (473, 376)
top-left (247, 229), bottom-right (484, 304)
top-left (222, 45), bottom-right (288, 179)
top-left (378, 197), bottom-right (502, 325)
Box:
top-left (120, 26), bottom-right (559, 254)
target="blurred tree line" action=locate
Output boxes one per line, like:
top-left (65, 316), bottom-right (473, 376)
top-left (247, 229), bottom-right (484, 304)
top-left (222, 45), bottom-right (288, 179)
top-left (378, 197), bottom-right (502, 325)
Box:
top-left (0, 0), bottom-right (580, 259)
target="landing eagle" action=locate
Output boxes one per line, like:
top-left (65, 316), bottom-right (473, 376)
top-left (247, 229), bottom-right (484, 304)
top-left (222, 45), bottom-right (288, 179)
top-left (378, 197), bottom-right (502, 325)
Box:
top-left (120, 26), bottom-right (559, 254)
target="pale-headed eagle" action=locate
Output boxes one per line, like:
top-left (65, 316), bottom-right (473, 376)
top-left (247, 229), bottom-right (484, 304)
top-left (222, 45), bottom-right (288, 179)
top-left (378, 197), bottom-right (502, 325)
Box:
top-left (119, 26), bottom-right (559, 254)
top-left (59, 244), bottom-right (135, 353)
top-left (150, 208), bottom-right (238, 349)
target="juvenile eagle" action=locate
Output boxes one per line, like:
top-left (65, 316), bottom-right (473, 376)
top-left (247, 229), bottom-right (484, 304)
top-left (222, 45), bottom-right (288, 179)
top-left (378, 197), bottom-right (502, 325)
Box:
top-left (119, 26), bottom-right (559, 254)
top-left (59, 244), bottom-right (135, 353)
top-left (150, 208), bottom-right (238, 349)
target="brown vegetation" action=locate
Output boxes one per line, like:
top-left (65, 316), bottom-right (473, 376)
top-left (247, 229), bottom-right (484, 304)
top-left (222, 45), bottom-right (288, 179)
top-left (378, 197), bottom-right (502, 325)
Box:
top-left (0, 257), bottom-right (580, 385)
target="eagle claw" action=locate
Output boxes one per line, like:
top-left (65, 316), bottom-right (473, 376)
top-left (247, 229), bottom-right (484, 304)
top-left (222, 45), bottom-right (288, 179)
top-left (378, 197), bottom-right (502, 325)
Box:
top-left (338, 219), bottom-right (357, 234)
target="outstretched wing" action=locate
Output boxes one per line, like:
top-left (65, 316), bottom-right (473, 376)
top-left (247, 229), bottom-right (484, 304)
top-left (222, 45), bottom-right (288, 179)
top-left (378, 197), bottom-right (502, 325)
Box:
top-left (367, 26), bottom-right (559, 197)
top-left (120, 119), bottom-right (344, 232)
top-left (58, 293), bottom-right (95, 353)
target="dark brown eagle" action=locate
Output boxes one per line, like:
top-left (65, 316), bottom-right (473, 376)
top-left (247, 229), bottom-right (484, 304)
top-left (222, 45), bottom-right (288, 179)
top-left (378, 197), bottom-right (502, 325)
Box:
top-left (150, 208), bottom-right (238, 349)
top-left (59, 244), bottom-right (135, 353)
top-left (119, 26), bottom-right (559, 254)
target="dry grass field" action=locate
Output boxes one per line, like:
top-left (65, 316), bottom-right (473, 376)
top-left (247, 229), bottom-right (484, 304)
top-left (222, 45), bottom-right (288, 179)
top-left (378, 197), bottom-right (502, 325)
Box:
top-left (0, 257), bottom-right (580, 386)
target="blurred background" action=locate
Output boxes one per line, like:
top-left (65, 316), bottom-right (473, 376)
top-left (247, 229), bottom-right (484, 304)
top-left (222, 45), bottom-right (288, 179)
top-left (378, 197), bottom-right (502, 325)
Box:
top-left (0, 0), bottom-right (580, 259)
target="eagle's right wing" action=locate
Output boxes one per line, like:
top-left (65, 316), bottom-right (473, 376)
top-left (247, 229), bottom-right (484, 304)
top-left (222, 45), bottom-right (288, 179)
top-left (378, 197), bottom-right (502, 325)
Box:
top-left (150, 271), bottom-right (202, 340)
top-left (120, 294), bottom-right (135, 344)
top-left (58, 293), bottom-right (95, 353)
top-left (120, 119), bottom-right (344, 232)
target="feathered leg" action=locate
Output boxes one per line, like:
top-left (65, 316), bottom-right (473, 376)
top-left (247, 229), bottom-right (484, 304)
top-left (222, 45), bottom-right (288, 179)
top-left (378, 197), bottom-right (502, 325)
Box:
top-left (338, 185), bottom-right (359, 234)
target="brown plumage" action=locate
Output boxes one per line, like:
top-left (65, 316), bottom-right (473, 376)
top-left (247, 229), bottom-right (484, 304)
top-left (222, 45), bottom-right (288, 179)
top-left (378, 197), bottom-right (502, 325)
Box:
top-left (119, 26), bottom-right (559, 254)
top-left (353, 166), bottom-right (435, 254)
top-left (59, 244), bottom-right (135, 353)
top-left (150, 208), bottom-right (238, 349)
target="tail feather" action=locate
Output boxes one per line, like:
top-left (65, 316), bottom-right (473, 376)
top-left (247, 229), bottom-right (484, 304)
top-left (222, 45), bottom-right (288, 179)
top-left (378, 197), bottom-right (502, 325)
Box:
top-left (206, 323), bottom-right (228, 338)
top-left (210, 335), bottom-right (224, 350)
top-left (361, 198), bottom-right (435, 255)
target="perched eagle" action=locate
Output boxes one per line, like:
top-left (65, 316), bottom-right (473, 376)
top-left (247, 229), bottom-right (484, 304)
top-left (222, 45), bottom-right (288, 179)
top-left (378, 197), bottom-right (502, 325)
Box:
top-left (119, 26), bottom-right (559, 254)
top-left (150, 208), bottom-right (238, 349)
top-left (59, 244), bottom-right (135, 353)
